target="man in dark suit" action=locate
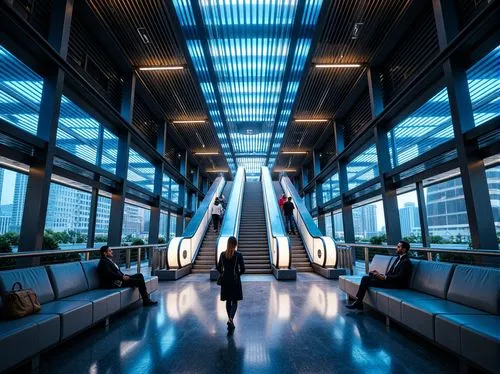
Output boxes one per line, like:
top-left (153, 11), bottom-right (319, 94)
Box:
top-left (97, 246), bottom-right (157, 306)
top-left (346, 240), bottom-right (412, 310)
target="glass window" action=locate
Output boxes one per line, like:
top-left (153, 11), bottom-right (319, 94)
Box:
top-left (169, 213), bottom-right (177, 239)
top-left (101, 128), bottom-right (118, 174)
top-left (424, 176), bottom-right (471, 248)
top-left (397, 190), bottom-right (422, 244)
top-left (466, 45), bottom-right (500, 127)
top-left (94, 195), bottom-right (111, 244)
top-left (311, 190), bottom-right (317, 209)
top-left (122, 202), bottom-right (151, 244)
top-left (353, 200), bottom-right (386, 243)
top-left (0, 167), bottom-right (27, 251)
top-left (159, 211), bottom-right (169, 242)
top-left (44, 182), bottom-right (91, 249)
top-left (57, 96), bottom-right (100, 165)
top-left (162, 173), bottom-right (172, 200)
top-left (171, 182), bottom-right (180, 204)
top-left (324, 213), bottom-right (333, 237)
top-left (322, 172), bottom-right (339, 203)
top-left (485, 165), bottom-right (500, 248)
top-left (127, 148), bottom-right (155, 192)
top-left (0, 45), bottom-right (42, 135)
top-left (388, 88), bottom-right (453, 167)
top-left (333, 211), bottom-right (344, 242)
top-left (347, 144), bottom-right (378, 190)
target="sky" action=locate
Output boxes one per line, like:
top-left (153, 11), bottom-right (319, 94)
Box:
top-left (0, 169), bottom-right (15, 205)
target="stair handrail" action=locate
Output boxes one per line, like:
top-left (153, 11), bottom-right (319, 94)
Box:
top-left (261, 167), bottom-right (291, 269)
top-left (280, 175), bottom-right (337, 267)
top-left (216, 167), bottom-right (246, 264)
top-left (166, 176), bottom-right (225, 269)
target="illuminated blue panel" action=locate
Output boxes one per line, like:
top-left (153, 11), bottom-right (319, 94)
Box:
top-left (101, 128), bottom-right (118, 174)
top-left (0, 45), bottom-right (42, 135)
top-left (347, 144), bottom-right (379, 190)
top-left (128, 148), bottom-right (155, 192)
top-left (235, 157), bottom-right (267, 175)
top-left (173, 0), bottom-right (323, 173)
top-left (57, 96), bottom-right (100, 165)
top-left (322, 172), bottom-right (339, 203)
top-left (466, 45), bottom-right (500, 127)
top-left (388, 88), bottom-right (453, 167)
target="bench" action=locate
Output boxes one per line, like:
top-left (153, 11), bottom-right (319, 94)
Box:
top-left (0, 260), bottom-right (158, 372)
top-left (339, 255), bottom-right (499, 373)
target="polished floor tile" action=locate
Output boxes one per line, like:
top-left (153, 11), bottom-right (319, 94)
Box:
top-left (35, 274), bottom-right (458, 374)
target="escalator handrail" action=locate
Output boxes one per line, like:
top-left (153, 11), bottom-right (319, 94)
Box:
top-left (261, 167), bottom-right (291, 269)
top-left (166, 176), bottom-right (225, 269)
top-left (216, 167), bottom-right (246, 264)
top-left (280, 175), bottom-right (337, 268)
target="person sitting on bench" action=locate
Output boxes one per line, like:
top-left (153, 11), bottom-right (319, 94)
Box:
top-left (97, 246), bottom-right (157, 307)
top-left (346, 240), bottom-right (412, 310)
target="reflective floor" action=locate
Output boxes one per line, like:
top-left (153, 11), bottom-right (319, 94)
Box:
top-left (35, 273), bottom-right (458, 374)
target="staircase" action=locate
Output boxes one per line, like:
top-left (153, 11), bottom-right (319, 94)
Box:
top-left (238, 181), bottom-right (272, 274)
top-left (273, 181), bottom-right (313, 272)
top-left (191, 182), bottom-right (233, 273)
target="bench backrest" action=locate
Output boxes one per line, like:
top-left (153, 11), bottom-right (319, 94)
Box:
top-left (80, 260), bottom-right (101, 290)
top-left (369, 255), bottom-right (393, 274)
top-left (447, 265), bottom-right (500, 315)
top-left (46, 262), bottom-right (89, 299)
top-left (411, 261), bottom-right (455, 299)
top-left (0, 266), bottom-right (55, 305)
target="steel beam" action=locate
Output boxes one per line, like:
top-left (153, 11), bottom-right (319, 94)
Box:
top-left (87, 185), bottom-right (99, 249)
top-left (339, 160), bottom-right (355, 244)
top-left (416, 181), bottom-right (430, 247)
top-left (48, 0), bottom-right (74, 59)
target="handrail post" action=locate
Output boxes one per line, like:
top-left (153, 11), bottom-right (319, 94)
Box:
top-left (126, 248), bottom-right (131, 269)
top-left (85, 252), bottom-right (90, 261)
top-left (137, 247), bottom-right (142, 273)
top-left (364, 247), bottom-right (370, 274)
top-left (426, 251), bottom-right (433, 261)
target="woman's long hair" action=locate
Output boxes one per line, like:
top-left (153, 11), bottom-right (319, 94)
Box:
top-left (225, 236), bottom-right (237, 259)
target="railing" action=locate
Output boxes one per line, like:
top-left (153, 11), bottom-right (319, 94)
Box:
top-left (344, 243), bottom-right (500, 273)
top-left (0, 244), bottom-right (168, 273)
top-left (261, 167), bottom-right (291, 269)
top-left (216, 167), bottom-right (246, 263)
top-left (166, 176), bottom-right (225, 269)
top-left (280, 175), bottom-right (337, 267)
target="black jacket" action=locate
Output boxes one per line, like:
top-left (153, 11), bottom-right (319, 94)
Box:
top-left (385, 254), bottom-right (412, 288)
top-left (283, 201), bottom-right (295, 216)
top-left (97, 257), bottom-right (124, 288)
top-left (217, 251), bottom-right (245, 301)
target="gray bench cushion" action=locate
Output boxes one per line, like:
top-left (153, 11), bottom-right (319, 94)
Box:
top-left (80, 260), bottom-right (101, 290)
top-left (0, 313), bottom-right (60, 372)
top-left (46, 262), bottom-right (89, 299)
top-left (144, 276), bottom-right (159, 294)
top-left (376, 289), bottom-right (439, 321)
top-left (119, 287), bottom-right (141, 308)
top-left (446, 265), bottom-right (500, 315)
top-left (0, 266), bottom-right (54, 304)
top-left (340, 276), bottom-right (378, 307)
top-left (401, 299), bottom-right (487, 340)
top-left (64, 289), bottom-right (121, 323)
top-left (39, 300), bottom-right (92, 340)
top-left (435, 314), bottom-right (500, 373)
top-left (411, 261), bottom-right (455, 299)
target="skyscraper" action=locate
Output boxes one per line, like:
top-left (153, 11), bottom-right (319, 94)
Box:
top-left (10, 172), bottom-right (27, 232)
top-left (353, 204), bottom-right (378, 239)
top-left (399, 202), bottom-right (420, 238)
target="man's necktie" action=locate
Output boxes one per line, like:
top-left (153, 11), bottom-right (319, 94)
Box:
top-left (388, 256), bottom-right (400, 274)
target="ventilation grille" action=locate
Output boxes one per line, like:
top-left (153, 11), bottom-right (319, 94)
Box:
top-left (343, 89), bottom-right (372, 146)
top-left (68, 15), bottom-right (122, 111)
top-left (380, 4), bottom-right (439, 104)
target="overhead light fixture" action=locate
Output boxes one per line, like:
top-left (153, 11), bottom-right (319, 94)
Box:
top-left (281, 151), bottom-right (308, 155)
top-left (138, 66), bottom-right (184, 71)
top-left (172, 120), bottom-right (206, 124)
top-left (274, 168), bottom-right (297, 173)
top-left (194, 152), bottom-right (219, 156)
top-left (315, 64), bottom-right (362, 68)
top-left (137, 27), bottom-right (151, 44)
top-left (294, 119), bottom-right (329, 122)
top-left (206, 169), bottom-right (228, 173)
top-left (352, 22), bottom-right (364, 39)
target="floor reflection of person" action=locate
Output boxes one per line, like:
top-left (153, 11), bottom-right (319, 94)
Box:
top-left (217, 236), bottom-right (245, 331)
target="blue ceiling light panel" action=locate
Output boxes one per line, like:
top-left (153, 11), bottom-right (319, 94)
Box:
top-left (173, 0), bottom-right (324, 176)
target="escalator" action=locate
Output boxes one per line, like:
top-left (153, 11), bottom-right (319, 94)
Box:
top-left (192, 182), bottom-right (233, 273)
top-left (273, 182), bottom-right (313, 272)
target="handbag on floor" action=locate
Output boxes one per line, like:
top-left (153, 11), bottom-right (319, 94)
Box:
top-left (1, 281), bottom-right (41, 319)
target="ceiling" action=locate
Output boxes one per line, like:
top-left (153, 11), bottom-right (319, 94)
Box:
top-left (86, 0), bottom-right (414, 177)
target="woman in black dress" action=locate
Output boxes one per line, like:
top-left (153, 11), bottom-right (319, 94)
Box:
top-left (217, 236), bottom-right (245, 331)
